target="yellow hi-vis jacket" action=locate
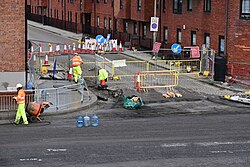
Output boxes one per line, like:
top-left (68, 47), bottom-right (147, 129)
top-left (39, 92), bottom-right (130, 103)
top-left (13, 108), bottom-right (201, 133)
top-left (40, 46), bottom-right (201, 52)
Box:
top-left (17, 89), bottom-right (25, 104)
top-left (98, 69), bottom-right (108, 81)
top-left (72, 55), bottom-right (83, 67)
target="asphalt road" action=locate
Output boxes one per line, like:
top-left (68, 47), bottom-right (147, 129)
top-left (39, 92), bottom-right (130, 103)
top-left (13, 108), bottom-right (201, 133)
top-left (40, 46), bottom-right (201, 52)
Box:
top-left (1, 113), bottom-right (250, 167)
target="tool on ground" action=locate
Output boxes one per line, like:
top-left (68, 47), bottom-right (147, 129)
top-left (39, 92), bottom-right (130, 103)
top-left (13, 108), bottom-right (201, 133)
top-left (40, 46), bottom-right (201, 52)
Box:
top-left (25, 101), bottom-right (52, 122)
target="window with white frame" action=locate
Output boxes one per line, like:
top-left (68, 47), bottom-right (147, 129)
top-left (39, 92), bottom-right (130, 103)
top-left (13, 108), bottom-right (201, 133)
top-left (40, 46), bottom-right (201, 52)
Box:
top-left (124, 21), bottom-right (128, 32)
top-left (204, 33), bottom-right (210, 48)
top-left (177, 28), bottom-right (181, 43)
top-left (97, 16), bottom-right (100, 27)
top-left (173, 0), bottom-right (182, 14)
top-left (219, 36), bottom-right (225, 55)
top-left (164, 27), bottom-right (168, 42)
top-left (143, 24), bottom-right (147, 37)
top-left (109, 18), bottom-right (112, 30)
top-left (191, 31), bottom-right (196, 46)
top-left (241, 0), bottom-right (250, 19)
top-left (104, 17), bottom-right (107, 29)
top-left (138, 0), bottom-right (142, 11)
top-left (134, 22), bottom-right (137, 34)
top-left (187, 0), bottom-right (193, 11)
top-left (204, 0), bottom-right (211, 12)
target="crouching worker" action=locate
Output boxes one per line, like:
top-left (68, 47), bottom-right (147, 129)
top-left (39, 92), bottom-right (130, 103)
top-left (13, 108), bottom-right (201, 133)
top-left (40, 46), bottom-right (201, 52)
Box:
top-left (13, 83), bottom-right (29, 125)
top-left (72, 53), bottom-right (83, 83)
top-left (98, 68), bottom-right (108, 89)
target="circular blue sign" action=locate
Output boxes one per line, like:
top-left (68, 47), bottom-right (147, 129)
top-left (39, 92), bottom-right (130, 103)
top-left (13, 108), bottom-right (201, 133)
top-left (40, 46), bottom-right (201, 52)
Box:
top-left (171, 43), bottom-right (182, 54)
top-left (96, 35), bottom-right (105, 44)
top-left (152, 23), bottom-right (157, 29)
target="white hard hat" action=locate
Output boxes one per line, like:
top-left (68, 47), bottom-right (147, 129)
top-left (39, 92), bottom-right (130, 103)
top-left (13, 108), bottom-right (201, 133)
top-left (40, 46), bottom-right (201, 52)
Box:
top-left (16, 83), bottom-right (22, 89)
top-left (74, 53), bottom-right (78, 55)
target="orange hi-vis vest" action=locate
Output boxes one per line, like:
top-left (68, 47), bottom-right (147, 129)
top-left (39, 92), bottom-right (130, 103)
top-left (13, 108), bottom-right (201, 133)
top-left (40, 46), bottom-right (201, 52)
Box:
top-left (72, 55), bottom-right (83, 67)
top-left (17, 89), bottom-right (25, 104)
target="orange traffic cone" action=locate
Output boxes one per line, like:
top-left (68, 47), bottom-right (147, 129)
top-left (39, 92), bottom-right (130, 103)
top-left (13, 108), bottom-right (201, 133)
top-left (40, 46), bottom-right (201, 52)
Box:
top-left (119, 41), bottom-right (123, 52)
top-left (44, 54), bottom-right (49, 64)
top-left (64, 42), bottom-right (68, 53)
top-left (90, 43), bottom-right (95, 55)
top-left (135, 73), bottom-right (141, 91)
top-left (55, 43), bottom-right (60, 55)
top-left (112, 41), bottom-right (116, 52)
top-left (30, 44), bottom-right (34, 54)
top-left (67, 66), bottom-right (73, 80)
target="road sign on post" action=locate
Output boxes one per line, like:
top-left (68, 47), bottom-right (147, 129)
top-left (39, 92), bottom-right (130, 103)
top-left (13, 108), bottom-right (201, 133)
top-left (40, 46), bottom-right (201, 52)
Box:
top-left (150, 17), bottom-right (159, 32)
top-left (171, 43), bottom-right (182, 54)
top-left (96, 35), bottom-right (105, 44)
top-left (190, 46), bottom-right (200, 58)
top-left (152, 42), bottom-right (161, 53)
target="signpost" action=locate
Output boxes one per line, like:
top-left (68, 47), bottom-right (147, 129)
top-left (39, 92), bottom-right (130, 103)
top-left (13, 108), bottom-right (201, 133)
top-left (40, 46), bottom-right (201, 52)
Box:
top-left (171, 43), bottom-right (182, 54)
top-left (152, 42), bottom-right (161, 53)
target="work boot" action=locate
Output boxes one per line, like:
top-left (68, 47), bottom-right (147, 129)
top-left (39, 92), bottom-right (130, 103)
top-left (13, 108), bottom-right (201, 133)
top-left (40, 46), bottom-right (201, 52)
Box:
top-left (24, 121), bottom-right (29, 125)
top-left (14, 120), bottom-right (20, 125)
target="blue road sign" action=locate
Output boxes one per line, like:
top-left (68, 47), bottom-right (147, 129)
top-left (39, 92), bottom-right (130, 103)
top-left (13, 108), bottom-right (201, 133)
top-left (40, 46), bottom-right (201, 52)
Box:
top-left (106, 34), bottom-right (111, 42)
top-left (96, 35), bottom-right (105, 44)
top-left (171, 43), bottom-right (182, 54)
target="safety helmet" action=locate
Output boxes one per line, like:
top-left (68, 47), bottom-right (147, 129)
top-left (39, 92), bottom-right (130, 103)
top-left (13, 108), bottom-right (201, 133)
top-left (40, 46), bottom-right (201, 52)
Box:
top-left (74, 53), bottom-right (78, 55)
top-left (16, 83), bottom-right (22, 89)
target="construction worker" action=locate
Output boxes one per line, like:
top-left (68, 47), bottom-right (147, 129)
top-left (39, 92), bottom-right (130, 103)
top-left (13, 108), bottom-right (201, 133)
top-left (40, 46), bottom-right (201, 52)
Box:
top-left (72, 53), bottom-right (83, 83)
top-left (98, 68), bottom-right (108, 88)
top-left (13, 83), bottom-right (29, 125)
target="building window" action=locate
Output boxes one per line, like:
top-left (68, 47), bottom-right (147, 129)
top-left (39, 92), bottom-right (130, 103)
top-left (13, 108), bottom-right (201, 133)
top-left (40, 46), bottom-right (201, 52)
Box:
top-left (109, 18), bottom-right (112, 30)
top-left (115, 19), bottom-right (118, 32)
top-left (241, 0), bottom-right (250, 19)
top-left (104, 0), bottom-right (108, 4)
top-left (143, 24), bottom-right (147, 37)
top-left (97, 16), bottom-right (100, 27)
top-left (138, 0), bottom-right (142, 11)
top-left (120, 0), bottom-right (123, 9)
top-left (204, 0), bottom-right (211, 12)
top-left (187, 0), bottom-right (193, 11)
top-left (204, 33), bottom-right (210, 48)
top-left (219, 36), bottom-right (225, 55)
top-left (124, 21), bottom-right (128, 32)
top-left (191, 31), bottom-right (196, 46)
top-left (104, 17), bottom-right (107, 29)
top-left (134, 22), bottom-right (137, 34)
top-left (164, 27), bottom-right (168, 42)
top-left (80, 0), bottom-right (83, 10)
top-left (70, 0), bottom-right (74, 4)
top-left (173, 0), bottom-right (182, 14)
top-left (177, 28), bottom-right (181, 43)
top-left (163, 0), bottom-right (166, 12)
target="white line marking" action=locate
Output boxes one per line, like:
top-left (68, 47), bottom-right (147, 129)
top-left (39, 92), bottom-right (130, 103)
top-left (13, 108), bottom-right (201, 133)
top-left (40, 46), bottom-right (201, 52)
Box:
top-left (161, 143), bottom-right (187, 148)
top-left (20, 158), bottom-right (42, 162)
top-left (47, 149), bottom-right (67, 152)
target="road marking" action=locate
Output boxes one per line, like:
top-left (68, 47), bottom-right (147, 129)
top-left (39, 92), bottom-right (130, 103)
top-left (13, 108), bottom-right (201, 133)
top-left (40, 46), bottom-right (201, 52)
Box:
top-left (20, 158), bottom-right (42, 162)
top-left (47, 149), bottom-right (67, 152)
top-left (161, 143), bottom-right (187, 148)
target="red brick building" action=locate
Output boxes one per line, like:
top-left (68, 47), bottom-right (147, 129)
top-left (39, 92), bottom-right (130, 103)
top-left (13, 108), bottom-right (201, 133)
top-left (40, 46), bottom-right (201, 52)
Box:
top-left (0, 0), bottom-right (26, 89)
top-left (28, 0), bottom-right (250, 81)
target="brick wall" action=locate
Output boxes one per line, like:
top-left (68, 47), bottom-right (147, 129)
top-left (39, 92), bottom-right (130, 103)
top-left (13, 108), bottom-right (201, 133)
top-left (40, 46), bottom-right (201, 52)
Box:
top-left (0, 0), bottom-right (25, 72)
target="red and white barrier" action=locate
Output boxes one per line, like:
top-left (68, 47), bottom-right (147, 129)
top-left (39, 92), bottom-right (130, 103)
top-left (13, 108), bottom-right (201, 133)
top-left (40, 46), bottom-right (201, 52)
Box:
top-left (44, 54), bottom-right (49, 64)
top-left (49, 43), bottom-right (53, 56)
top-left (78, 41), bottom-right (81, 53)
top-left (119, 41), bottom-right (123, 52)
top-left (55, 43), bottom-right (60, 55)
top-left (67, 66), bottom-right (73, 80)
top-left (39, 44), bottom-right (42, 56)
top-left (64, 42), bottom-right (68, 53)
top-left (81, 42), bottom-right (86, 53)
top-left (72, 43), bottom-right (76, 54)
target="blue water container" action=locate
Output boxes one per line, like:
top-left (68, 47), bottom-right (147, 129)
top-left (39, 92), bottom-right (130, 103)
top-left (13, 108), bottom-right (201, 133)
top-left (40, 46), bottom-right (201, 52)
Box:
top-left (91, 114), bottom-right (99, 127)
top-left (76, 115), bottom-right (84, 127)
top-left (84, 114), bottom-right (90, 127)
